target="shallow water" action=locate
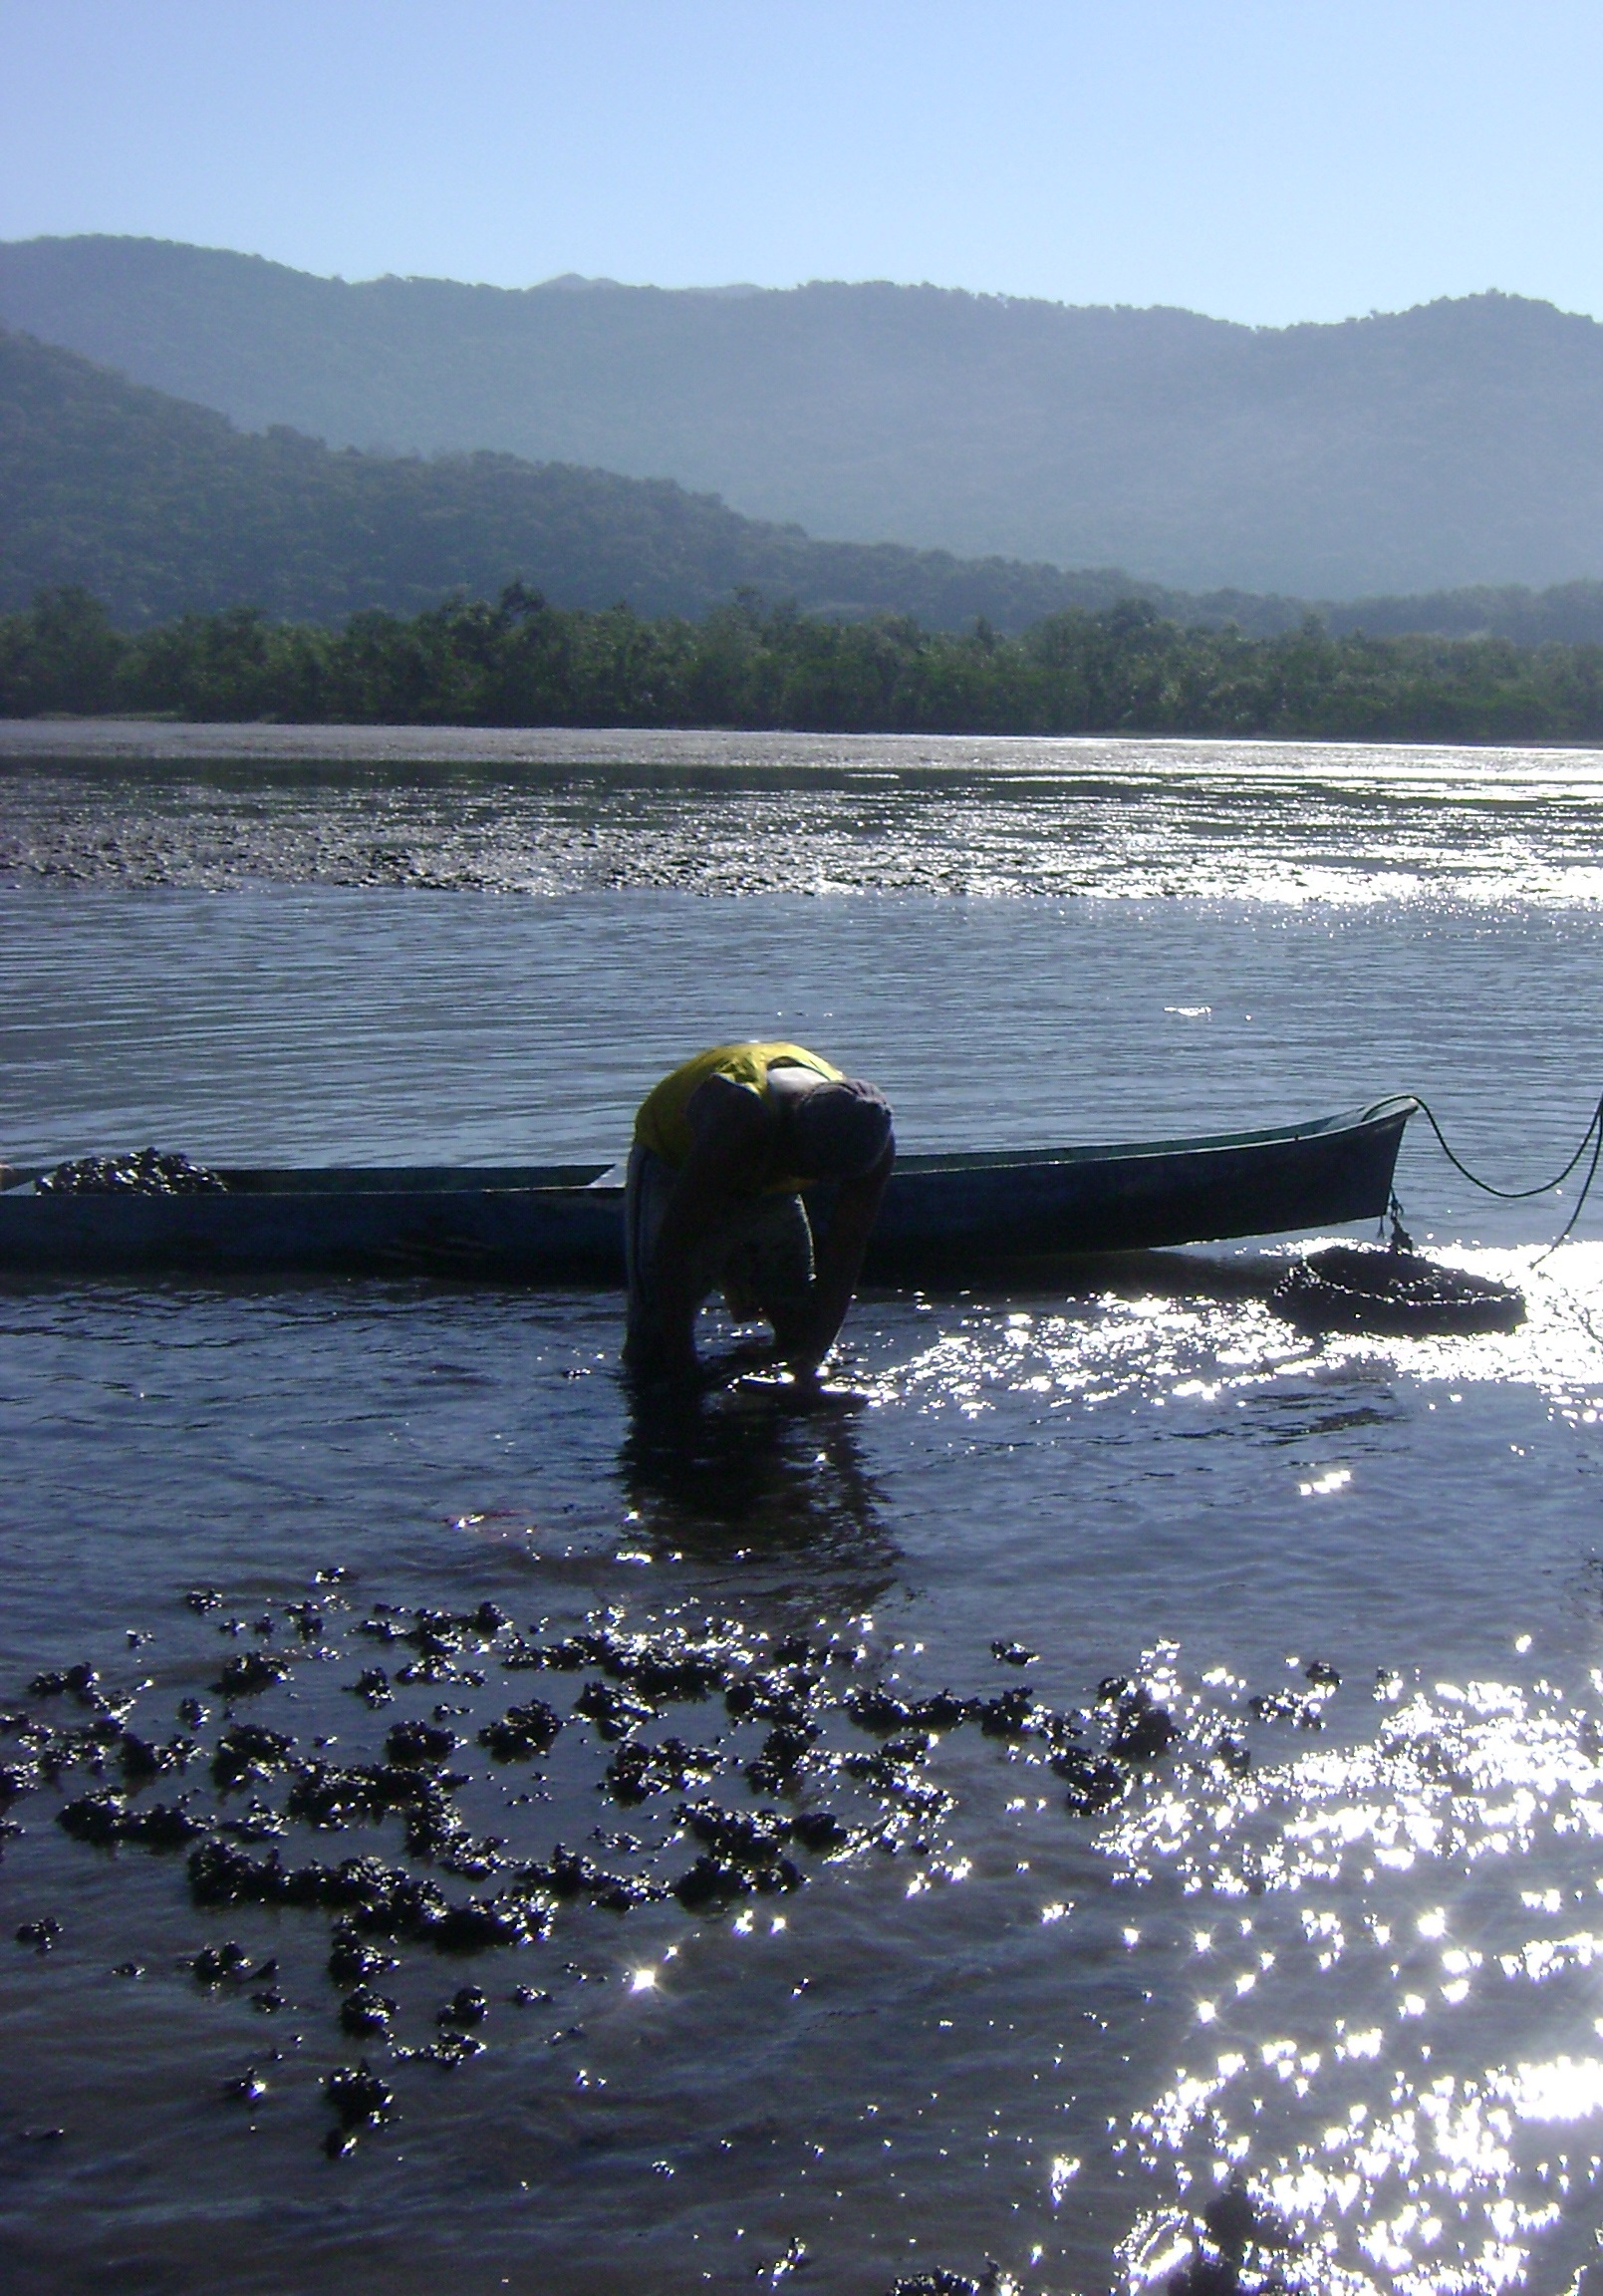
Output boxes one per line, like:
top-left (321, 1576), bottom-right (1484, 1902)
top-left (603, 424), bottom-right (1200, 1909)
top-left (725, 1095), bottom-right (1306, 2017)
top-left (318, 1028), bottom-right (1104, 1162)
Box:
top-left (3, 733), bottom-right (1603, 2296)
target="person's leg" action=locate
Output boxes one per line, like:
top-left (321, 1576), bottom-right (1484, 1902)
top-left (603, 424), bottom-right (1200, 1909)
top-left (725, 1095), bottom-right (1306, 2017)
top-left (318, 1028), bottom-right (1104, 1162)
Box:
top-left (626, 1148), bottom-right (747, 1371)
top-left (719, 1192), bottom-right (815, 1334)
top-left (624, 1146), bottom-right (672, 1368)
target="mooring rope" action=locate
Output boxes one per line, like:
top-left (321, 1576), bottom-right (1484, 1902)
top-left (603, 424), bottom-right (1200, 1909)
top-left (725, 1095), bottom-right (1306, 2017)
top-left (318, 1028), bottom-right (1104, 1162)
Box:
top-left (1385, 1089), bottom-right (1603, 1263)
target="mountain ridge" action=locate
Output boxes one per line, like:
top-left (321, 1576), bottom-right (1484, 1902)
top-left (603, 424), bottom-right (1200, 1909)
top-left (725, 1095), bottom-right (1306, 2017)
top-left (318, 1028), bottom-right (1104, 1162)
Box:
top-left (9, 323), bottom-right (1603, 647)
top-left (6, 235), bottom-right (1603, 595)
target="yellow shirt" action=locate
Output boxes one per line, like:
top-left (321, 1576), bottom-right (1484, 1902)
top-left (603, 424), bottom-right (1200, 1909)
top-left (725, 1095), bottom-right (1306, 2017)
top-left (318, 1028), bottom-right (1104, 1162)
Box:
top-left (633, 1041), bottom-right (844, 1172)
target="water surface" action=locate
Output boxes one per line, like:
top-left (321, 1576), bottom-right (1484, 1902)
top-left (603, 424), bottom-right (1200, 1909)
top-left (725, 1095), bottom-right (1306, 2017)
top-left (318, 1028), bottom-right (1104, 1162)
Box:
top-left (3, 732), bottom-right (1603, 2296)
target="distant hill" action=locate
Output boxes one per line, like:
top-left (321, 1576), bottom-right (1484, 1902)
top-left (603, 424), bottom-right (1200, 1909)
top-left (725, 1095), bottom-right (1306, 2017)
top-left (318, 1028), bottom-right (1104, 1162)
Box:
top-left (0, 326), bottom-right (1160, 630)
top-left (7, 235), bottom-right (1603, 597)
top-left (9, 324), bottom-right (1603, 649)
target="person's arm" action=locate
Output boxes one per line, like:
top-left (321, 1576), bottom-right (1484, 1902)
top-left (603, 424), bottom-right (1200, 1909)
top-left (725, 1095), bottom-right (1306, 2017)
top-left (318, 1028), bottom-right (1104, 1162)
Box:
top-left (640, 1079), bottom-right (770, 1380)
top-left (771, 1135), bottom-right (895, 1375)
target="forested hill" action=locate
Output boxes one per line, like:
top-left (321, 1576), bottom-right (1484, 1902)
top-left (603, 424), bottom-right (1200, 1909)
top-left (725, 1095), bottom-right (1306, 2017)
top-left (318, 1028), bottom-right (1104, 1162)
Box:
top-left (8, 235), bottom-right (1603, 597)
top-left (0, 326), bottom-right (1162, 630)
top-left (10, 325), bottom-right (1603, 648)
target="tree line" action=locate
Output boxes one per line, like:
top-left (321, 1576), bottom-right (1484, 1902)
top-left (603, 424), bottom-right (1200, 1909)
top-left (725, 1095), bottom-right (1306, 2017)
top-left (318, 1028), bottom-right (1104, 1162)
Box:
top-left (6, 584), bottom-right (1603, 741)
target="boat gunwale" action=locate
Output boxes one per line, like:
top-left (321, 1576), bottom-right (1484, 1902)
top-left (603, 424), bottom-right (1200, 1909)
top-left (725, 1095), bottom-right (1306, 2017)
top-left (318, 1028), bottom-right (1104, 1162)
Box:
top-left (0, 1099), bottom-right (1418, 1201)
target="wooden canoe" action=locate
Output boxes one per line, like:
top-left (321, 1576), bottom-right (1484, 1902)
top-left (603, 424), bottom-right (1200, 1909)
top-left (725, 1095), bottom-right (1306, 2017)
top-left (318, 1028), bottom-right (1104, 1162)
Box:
top-left (0, 1099), bottom-right (1414, 1282)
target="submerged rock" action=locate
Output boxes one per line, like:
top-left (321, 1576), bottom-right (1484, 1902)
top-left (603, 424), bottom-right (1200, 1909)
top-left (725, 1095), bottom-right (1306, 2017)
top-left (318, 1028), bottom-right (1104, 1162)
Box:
top-left (211, 1652), bottom-right (290, 1699)
top-left (384, 1719), bottom-right (456, 1767)
top-left (477, 1699), bottom-right (561, 1761)
top-left (338, 1984), bottom-right (396, 2037)
top-left (327, 1922), bottom-right (398, 1987)
top-left (322, 2060), bottom-right (395, 2149)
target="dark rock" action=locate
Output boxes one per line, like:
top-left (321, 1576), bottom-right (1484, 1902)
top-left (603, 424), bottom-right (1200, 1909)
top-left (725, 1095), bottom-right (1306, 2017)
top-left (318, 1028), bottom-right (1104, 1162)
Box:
top-left (725, 1670), bottom-right (816, 1728)
top-left (1303, 1659), bottom-right (1341, 1687)
top-left (176, 1698), bottom-right (209, 1728)
top-left (437, 1984), bottom-right (489, 2028)
top-left (118, 1731), bottom-right (191, 1783)
top-left (212, 1723), bottom-right (296, 1789)
top-left (477, 1699), bottom-right (561, 1761)
top-left (907, 1691), bottom-right (979, 1732)
top-left (56, 1791), bottom-right (128, 1846)
top-left (285, 1760), bottom-right (433, 1829)
top-left (399, 2031), bottom-right (484, 2068)
top-left (1248, 1690), bottom-right (1322, 1728)
top-left (339, 1985), bottom-right (397, 2036)
top-left (188, 1840), bottom-right (286, 1907)
top-left (595, 1631), bottom-right (729, 1700)
top-left (528, 1632), bottom-right (609, 1672)
top-left (123, 1801), bottom-right (209, 1849)
top-left (1053, 1749), bottom-right (1127, 1812)
top-left (605, 1735), bottom-right (720, 1802)
top-left (680, 1799), bottom-right (793, 1863)
top-left (223, 2071), bottom-right (267, 2105)
top-left (424, 1898), bottom-right (531, 1952)
top-left (29, 1663), bottom-right (102, 1706)
top-left (346, 1667), bottom-right (393, 1708)
top-left (573, 1680), bottom-right (656, 1739)
top-left (991, 1640), bottom-right (1039, 1666)
top-left (845, 1686), bottom-right (914, 1733)
top-left (673, 1854), bottom-right (757, 1907)
top-left (215, 1800), bottom-right (286, 1841)
top-left (385, 1719), bottom-right (456, 1767)
top-left (327, 1923), bottom-right (399, 1987)
top-left (183, 1589), bottom-right (223, 1613)
top-left (323, 2061), bottom-right (395, 2129)
top-left (977, 1686), bottom-right (1036, 1737)
top-left (14, 1916), bottom-right (60, 1952)
top-left (518, 1845), bottom-right (657, 1911)
top-left (188, 1940), bottom-right (256, 1984)
top-left (211, 1651), bottom-right (290, 1698)
top-left (744, 1722), bottom-right (819, 1793)
top-left (789, 1810), bottom-right (853, 1854)
top-left (1109, 1688), bottom-right (1179, 1761)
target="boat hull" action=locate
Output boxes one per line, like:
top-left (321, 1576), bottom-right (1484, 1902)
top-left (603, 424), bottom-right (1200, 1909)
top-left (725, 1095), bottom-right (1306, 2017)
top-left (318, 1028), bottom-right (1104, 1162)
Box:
top-left (0, 1104), bottom-right (1412, 1284)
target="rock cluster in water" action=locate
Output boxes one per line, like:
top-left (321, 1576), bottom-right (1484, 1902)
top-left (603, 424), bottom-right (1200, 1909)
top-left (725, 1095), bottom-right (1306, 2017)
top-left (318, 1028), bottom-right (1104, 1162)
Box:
top-left (0, 1580), bottom-right (1346, 2178)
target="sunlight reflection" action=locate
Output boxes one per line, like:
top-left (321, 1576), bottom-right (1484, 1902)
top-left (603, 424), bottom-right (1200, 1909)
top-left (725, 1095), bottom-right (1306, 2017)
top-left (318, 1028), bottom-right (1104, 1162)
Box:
top-left (1101, 1658), bottom-right (1603, 2294)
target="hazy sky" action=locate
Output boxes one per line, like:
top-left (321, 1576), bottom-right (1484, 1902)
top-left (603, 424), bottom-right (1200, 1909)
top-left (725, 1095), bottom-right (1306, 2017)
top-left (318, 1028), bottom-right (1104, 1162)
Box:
top-left (3, 0), bottom-right (1600, 325)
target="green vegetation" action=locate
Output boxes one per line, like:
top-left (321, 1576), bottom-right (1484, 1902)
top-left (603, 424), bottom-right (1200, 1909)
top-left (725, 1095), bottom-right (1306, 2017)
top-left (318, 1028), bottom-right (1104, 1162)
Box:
top-left (8, 585), bottom-right (1603, 741)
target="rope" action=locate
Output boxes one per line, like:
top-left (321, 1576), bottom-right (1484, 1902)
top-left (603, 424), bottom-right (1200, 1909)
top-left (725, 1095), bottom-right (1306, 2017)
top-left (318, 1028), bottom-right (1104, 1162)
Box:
top-left (1383, 1089), bottom-right (1603, 1263)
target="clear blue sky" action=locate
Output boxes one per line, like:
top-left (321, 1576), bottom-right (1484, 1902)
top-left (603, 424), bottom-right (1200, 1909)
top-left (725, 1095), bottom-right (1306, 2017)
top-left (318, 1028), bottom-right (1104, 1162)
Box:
top-left (2, 0), bottom-right (1600, 325)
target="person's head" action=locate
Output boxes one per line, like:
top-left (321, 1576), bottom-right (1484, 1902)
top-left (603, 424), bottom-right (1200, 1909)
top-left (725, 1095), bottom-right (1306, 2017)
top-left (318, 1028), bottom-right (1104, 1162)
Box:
top-left (784, 1077), bottom-right (894, 1180)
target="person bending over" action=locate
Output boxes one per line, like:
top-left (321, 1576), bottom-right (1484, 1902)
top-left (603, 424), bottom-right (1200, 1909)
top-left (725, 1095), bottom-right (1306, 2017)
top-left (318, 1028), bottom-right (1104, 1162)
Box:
top-left (624, 1041), bottom-right (895, 1386)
